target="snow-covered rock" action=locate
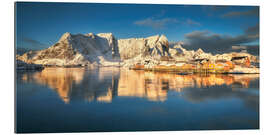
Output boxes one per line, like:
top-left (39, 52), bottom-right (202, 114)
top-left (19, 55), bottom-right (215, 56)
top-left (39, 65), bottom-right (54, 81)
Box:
top-left (117, 34), bottom-right (169, 60)
top-left (17, 32), bottom-right (119, 67)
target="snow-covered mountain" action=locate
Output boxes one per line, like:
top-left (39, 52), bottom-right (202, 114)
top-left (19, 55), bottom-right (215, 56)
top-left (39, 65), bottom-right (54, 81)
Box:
top-left (17, 32), bottom-right (170, 67)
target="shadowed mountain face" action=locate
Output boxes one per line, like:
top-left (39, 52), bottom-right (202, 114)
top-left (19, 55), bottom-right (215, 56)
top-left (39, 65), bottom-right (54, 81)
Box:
top-left (19, 67), bottom-right (259, 106)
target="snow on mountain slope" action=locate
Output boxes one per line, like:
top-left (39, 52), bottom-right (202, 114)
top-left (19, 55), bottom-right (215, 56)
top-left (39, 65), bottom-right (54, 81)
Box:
top-left (17, 32), bottom-right (170, 67)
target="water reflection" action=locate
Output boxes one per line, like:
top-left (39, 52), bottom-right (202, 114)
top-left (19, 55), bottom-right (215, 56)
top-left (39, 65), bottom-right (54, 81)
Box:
top-left (19, 67), bottom-right (259, 104)
top-left (21, 68), bottom-right (85, 103)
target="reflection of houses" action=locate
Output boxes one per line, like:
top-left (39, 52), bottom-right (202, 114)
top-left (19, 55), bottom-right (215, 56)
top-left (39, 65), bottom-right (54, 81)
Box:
top-left (117, 70), bottom-right (168, 101)
top-left (117, 70), bottom-right (258, 101)
top-left (21, 68), bottom-right (259, 103)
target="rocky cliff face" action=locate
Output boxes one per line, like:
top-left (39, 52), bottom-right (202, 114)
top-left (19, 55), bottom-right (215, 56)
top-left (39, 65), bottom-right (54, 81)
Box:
top-left (117, 34), bottom-right (169, 60)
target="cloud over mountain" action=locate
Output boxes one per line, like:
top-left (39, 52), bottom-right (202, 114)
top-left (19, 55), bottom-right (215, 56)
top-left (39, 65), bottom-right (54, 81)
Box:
top-left (134, 17), bottom-right (201, 29)
top-left (134, 10), bottom-right (201, 29)
top-left (183, 24), bottom-right (259, 53)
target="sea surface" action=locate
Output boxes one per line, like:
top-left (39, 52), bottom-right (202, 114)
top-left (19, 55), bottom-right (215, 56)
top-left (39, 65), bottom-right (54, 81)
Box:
top-left (16, 67), bottom-right (259, 133)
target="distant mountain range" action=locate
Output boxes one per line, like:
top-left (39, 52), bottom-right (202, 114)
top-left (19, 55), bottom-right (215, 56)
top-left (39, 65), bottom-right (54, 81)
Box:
top-left (16, 47), bottom-right (36, 55)
top-left (229, 45), bottom-right (259, 56)
top-left (169, 42), bottom-right (259, 56)
top-left (16, 32), bottom-right (259, 68)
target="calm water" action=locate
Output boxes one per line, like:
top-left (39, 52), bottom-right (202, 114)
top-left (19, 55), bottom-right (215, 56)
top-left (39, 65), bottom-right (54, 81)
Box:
top-left (16, 67), bottom-right (259, 133)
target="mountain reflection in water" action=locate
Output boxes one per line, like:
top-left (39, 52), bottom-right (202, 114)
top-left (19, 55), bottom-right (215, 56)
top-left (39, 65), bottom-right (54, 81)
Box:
top-left (19, 67), bottom-right (259, 104)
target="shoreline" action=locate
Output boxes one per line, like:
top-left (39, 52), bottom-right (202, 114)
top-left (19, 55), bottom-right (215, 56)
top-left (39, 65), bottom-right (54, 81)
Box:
top-left (16, 65), bottom-right (260, 74)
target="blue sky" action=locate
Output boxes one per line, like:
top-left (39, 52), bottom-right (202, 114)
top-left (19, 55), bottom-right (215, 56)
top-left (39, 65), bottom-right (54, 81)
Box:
top-left (16, 2), bottom-right (259, 50)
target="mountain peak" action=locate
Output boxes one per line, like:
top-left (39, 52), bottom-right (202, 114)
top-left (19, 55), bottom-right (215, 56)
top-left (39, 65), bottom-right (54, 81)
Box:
top-left (196, 48), bottom-right (204, 54)
top-left (159, 34), bottom-right (169, 47)
top-left (97, 32), bottom-right (113, 36)
top-left (85, 33), bottom-right (95, 38)
top-left (59, 32), bottom-right (72, 42)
